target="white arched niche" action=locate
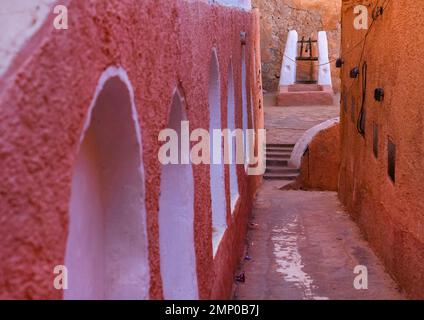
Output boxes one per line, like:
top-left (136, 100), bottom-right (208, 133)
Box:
top-left (65, 67), bottom-right (150, 300)
top-left (251, 49), bottom-right (257, 130)
top-left (249, 49), bottom-right (257, 163)
top-left (158, 88), bottom-right (199, 300)
top-left (241, 46), bottom-right (249, 170)
top-left (209, 49), bottom-right (227, 255)
top-left (227, 62), bottom-right (240, 213)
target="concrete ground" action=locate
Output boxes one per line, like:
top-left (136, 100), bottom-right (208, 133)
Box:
top-left (233, 92), bottom-right (403, 300)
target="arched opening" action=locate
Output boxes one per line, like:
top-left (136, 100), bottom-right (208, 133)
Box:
top-left (158, 89), bottom-right (198, 299)
top-left (65, 68), bottom-right (149, 300)
top-left (251, 49), bottom-right (257, 130)
top-left (249, 49), bottom-right (257, 162)
top-left (227, 62), bottom-right (240, 212)
top-left (209, 49), bottom-right (227, 254)
top-left (241, 46), bottom-right (249, 170)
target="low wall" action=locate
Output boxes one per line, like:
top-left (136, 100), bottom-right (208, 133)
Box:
top-left (298, 123), bottom-right (341, 191)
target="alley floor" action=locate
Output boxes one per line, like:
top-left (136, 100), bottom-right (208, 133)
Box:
top-left (234, 93), bottom-right (403, 300)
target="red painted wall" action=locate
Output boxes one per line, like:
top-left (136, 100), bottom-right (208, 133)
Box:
top-left (0, 0), bottom-right (263, 299)
top-left (298, 124), bottom-right (341, 191)
top-left (339, 0), bottom-right (424, 298)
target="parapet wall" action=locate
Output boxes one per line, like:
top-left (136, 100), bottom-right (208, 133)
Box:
top-left (0, 0), bottom-right (263, 299)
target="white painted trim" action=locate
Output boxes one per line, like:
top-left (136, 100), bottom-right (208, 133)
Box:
top-left (279, 30), bottom-right (298, 87)
top-left (317, 31), bottom-right (332, 87)
top-left (209, 0), bottom-right (252, 10)
top-left (79, 66), bottom-right (143, 153)
top-left (289, 117), bottom-right (340, 169)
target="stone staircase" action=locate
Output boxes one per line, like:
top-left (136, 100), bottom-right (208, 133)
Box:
top-left (264, 144), bottom-right (300, 181)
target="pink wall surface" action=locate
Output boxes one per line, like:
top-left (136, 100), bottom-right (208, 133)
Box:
top-left (0, 0), bottom-right (264, 299)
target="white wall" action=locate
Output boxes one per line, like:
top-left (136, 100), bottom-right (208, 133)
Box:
top-left (210, 0), bottom-right (251, 10)
top-left (209, 50), bottom-right (227, 255)
top-left (227, 63), bottom-right (240, 212)
top-left (279, 30), bottom-right (298, 87)
top-left (65, 68), bottom-right (150, 300)
top-left (0, 0), bottom-right (56, 77)
top-left (317, 31), bottom-right (333, 87)
top-left (159, 89), bottom-right (199, 300)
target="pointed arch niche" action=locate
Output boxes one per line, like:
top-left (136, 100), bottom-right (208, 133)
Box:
top-left (241, 46), bottom-right (249, 170)
top-left (65, 67), bottom-right (150, 300)
top-left (227, 62), bottom-right (240, 213)
top-left (158, 88), bottom-right (199, 300)
top-left (209, 49), bottom-right (227, 255)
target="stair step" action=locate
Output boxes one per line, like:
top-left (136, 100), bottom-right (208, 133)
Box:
top-left (266, 153), bottom-right (290, 159)
top-left (266, 158), bottom-right (288, 166)
top-left (266, 143), bottom-right (295, 148)
top-left (263, 174), bottom-right (298, 181)
top-left (266, 148), bottom-right (293, 153)
top-left (266, 167), bottom-right (300, 174)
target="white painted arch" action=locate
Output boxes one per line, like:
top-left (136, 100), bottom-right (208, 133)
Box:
top-left (65, 67), bottom-right (150, 300)
top-left (209, 49), bottom-right (227, 255)
top-left (158, 88), bottom-right (199, 300)
top-left (289, 117), bottom-right (340, 169)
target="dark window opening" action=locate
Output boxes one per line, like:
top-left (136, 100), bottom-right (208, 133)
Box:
top-left (388, 138), bottom-right (396, 183)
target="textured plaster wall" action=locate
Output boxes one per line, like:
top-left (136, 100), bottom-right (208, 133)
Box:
top-left (298, 124), bottom-right (341, 191)
top-left (0, 0), bottom-right (263, 299)
top-left (339, 0), bottom-right (424, 298)
top-left (252, 0), bottom-right (341, 92)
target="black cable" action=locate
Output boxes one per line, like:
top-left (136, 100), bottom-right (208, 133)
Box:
top-left (343, 0), bottom-right (393, 114)
top-left (354, 0), bottom-right (392, 136)
top-left (283, 0), bottom-right (393, 69)
top-left (357, 61), bottom-right (367, 136)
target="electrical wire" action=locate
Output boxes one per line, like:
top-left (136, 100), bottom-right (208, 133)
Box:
top-left (357, 61), bottom-right (367, 135)
top-left (277, 0), bottom-right (395, 139)
top-left (337, 0), bottom-right (392, 131)
top-left (283, 0), bottom-right (392, 70)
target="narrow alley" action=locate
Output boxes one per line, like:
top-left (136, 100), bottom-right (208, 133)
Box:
top-left (2, 0), bottom-right (424, 303)
top-left (234, 93), bottom-right (403, 300)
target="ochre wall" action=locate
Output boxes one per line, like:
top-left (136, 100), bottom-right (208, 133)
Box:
top-left (252, 0), bottom-right (341, 92)
top-left (298, 124), bottom-right (341, 191)
top-left (0, 0), bottom-right (264, 299)
top-left (339, 0), bottom-right (424, 298)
